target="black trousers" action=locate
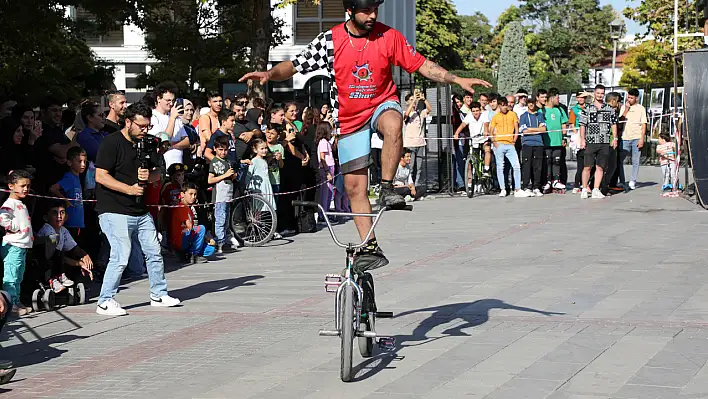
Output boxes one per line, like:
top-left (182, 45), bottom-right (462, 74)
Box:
top-left (545, 147), bottom-right (564, 182)
top-left (521, 146), bottom-right (544, 190)
top-left (394, 185), bottom-right (426, 200)
top-left (370, 148), bottom-right (382, 185)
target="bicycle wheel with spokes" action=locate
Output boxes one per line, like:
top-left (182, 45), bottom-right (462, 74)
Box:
top-left (358, 273), bottom-right (375, 358)
top-left (340, 283), bottom-right (354, 382)
top-left (465, 157), bottom-right (474, 198)
top-left (232, 193), bottom-right (277, 246)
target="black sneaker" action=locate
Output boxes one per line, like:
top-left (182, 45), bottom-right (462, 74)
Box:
top-left (352, 239), bottom-right (389, 274)
top-left (378, 182), bottom-right (406, 209)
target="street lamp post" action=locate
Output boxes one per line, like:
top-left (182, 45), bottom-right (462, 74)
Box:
top-left (609, 18), bottom-right (625, 90)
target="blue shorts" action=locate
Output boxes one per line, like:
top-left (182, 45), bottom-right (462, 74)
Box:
top-left (337, 101), bottom-right (403, 174)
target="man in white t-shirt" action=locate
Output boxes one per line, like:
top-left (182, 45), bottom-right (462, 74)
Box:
top-left (454, 101), bottom-right (491, 181)
top-left (148, 82), bottom-right (190, 168)
top-left (513, 89), bottom-right (529, 117)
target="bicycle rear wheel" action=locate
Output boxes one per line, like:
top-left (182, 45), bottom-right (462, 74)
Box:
top-left (232, 193), bottom-right (277, 246)
top-left (340, 284), bottom-right (354, 382)
top-left (358, 273), bottom-right (375, 358)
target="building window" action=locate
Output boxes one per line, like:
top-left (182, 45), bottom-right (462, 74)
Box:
top-left (125, 77), bottom-right (140, 90)
top-left (294, 0), bottom-right (344, 45)
top-left (125, 63), bottom-right (146, 75)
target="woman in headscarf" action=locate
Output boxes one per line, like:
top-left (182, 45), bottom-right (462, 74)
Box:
top-left (0, 117), bottom-right (36, 178)
top-left (246, 108), bottom-right (264, 131)
top-left (10, 104), bottom-right (41, 147)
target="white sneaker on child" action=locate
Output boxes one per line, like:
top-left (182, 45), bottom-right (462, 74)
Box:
top-left (50, 279), bottom-right (65, 293)
top-left (552, 181), bottom-right (566, 189)
top-left (591, 189), bottom-right (605, 199)
top-left (229, 236), bottom-right (242, 248)
top-left (499, 189), bottom-right (507, 197)
top-left (96, 298), bottom-right (127, 316)
top-left (150, 294), bottom-right (181, 307)
top-left (581, 189), bottom-right (590, 199)
top-left (533, 189), bottom-right (544, 197)
top-left (59, 273), bottom-right (74, 287)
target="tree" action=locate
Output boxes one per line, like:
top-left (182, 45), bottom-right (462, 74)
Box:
top-left (619, 40), bottom-right (677, 86)
top-left (416, 0), bottom-right (464, 70)
top-left (621, 0), bottom-right (704, 86)
top-left (521, 0), bottom-right (614, 76)
top-left (0, 0), bottom-right (116, 104)
top-left (496, 21), bottom-right (532, 95)
top-left (483, 6), bottom-right (523, 70)
top-left (134, 0), bottom-right (272, 97)
top-left (458, 13), bottom-right (493, 70)
top-left (449, 69), bottom-right (497, 97)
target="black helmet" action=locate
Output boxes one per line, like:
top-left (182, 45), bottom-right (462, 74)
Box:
top-left (343, 0), bottom-right (384, 12)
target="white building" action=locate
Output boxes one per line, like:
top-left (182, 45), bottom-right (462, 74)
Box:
top-left (79, 0), bottom-right (417, 105)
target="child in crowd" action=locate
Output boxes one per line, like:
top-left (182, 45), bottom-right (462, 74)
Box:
top-left (247, 139), bottom-right (279, 240)
top-left (0, 170), bottom-right (34, 316)
top-left (316, 122), bottom-right (335, 222)
top-left (36, 201), bottom-right (94, 293)
top-left (266, 126), bottom-right (284, 196)
top-left (656, 132), bottom-right (677, 191)
top-left (247, 139), bottom-right (276, 209)
top-left (49, 147), bottom-right (86, 240)
top-left (159, 163), bottom-right (187, 248)
top-left (169, 182), bottom-right (217, 264)
top-left (208, 135), bottom-right (235, 253)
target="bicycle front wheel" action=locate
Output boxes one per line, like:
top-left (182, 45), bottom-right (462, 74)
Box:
top-left (340, 284), bottom-right (354, 382)
top-left (358, 273), bottom-right (375, 358)
top-left (232, 193), bottom-right (277, 246)
top-left (465, 157), bottom-right (474, 198)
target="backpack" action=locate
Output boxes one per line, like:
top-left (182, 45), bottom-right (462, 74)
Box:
top-left (296, 192), bottom-right (317, 233)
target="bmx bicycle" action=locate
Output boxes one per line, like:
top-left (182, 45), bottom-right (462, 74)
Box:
top-left (293, 200), bottom-right (411, 382)
top-left (464, 145), bottom-right (495, 198)
top-left (231, 190), bottom-right (277, 246)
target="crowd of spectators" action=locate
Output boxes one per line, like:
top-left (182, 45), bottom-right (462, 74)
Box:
top-left (0, 81), bottom-right (354, 318)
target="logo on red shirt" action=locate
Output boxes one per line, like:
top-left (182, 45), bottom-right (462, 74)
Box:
top-left (352, 62), bottom-right (373, 82)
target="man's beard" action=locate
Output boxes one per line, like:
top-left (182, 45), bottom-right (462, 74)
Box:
top-left (352, 15), bottom-right (375, 32)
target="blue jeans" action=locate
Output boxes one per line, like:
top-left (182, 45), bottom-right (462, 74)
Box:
top-left (98, 213), bottom-right (168, 304)
top-left (182, 225), bottom-right (216, 257)
top-left (621, 139), bottom-right (641, 183)
top-left (214, 202), bottom-right (230, 245)
top-left (453, 142), bottom-right (465, 189)
top-left (1, 244), bottom-right (26, 306)
top-left (494, 144), bottom-right (521, 190)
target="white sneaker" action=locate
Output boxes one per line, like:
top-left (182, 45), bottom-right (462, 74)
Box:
top-left (572, 187), bottom-right (581, 194)
top-left (524, 189), bottom-right (535, 197)
top-left (629, 181), bottom-right (636, 190)
top-left (543, 182), bottom-right (551, 191)
top-left (150, 294), bottom-right (181, 307)
top-left (273, 232), bottom-right (282, 240)
top-left (514, 189), bottom-right (531, 198)
top-left (580, 189), bottom-right (589, 199)
top-left (499, 189), bottom-right (507, 197)
top-left (552, 181), bottom-right (566, 189)
top-left (229, 236), bottom-right (242, 248)
top-left (591, 189), bottom-right (605, 199)
top-left (50, 279), bottom-right (65, 293)
top-left (533, 189), bottom-right (544, 197)
top-left (96, 298), bottom-right (127, 316)
top-left (59, 273), bottom-right (74, 287)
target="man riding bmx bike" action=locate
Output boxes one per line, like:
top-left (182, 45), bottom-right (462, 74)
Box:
top-left (240, 0), bottom-right (490, 273)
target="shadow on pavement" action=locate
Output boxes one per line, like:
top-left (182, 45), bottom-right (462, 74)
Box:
top-left (123, 275), bottom-right (264, 310)
top-left (353, 299), bottom-right (564, 382)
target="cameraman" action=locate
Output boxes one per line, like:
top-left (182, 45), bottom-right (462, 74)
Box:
top-left (94, 102), bottom-right (181, 316)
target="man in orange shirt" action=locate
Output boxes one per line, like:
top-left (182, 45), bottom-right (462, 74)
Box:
top-left (490, 97), bottom-right (530, 198)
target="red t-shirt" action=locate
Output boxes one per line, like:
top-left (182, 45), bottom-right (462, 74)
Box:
top-left (144, 180), bottom-right (162, 221)
top-left (161, 182), bottom-right (181, 206)
top-left (169, 205), bottom-right (192, 251)
top-left (292, 22), bottom-right (426, 135)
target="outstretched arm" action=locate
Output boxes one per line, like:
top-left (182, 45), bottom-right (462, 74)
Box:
top-left (417, 60), bottom-right (492, 94)
top-left (239, 61), bottom-right (298, 85)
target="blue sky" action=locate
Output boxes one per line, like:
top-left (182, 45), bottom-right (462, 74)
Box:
top-left (452, 0), bottom-right (643, 34)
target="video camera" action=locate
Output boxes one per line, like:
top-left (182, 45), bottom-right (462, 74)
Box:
top-left (134, 135), bottom-right (161, 204)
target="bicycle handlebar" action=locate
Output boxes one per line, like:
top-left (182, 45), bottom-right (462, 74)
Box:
top-left (292, 200), bottom-right (412, 249)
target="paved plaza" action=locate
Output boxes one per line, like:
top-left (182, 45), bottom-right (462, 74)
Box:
top-left (2, 167), bottom-right (708, 398)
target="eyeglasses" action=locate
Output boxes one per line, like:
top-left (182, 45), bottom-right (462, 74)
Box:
top-left (132, 121), bottom-right (152, 131)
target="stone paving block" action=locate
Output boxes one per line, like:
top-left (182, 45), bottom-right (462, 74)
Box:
top-left (484, 377), bottom-right (563, 399)
top-left (517, 361), bottom-right (587, 381)
top-left (612, 383), bottom-right (682, 399)
top-left (626, 365), bottom-right (696, 388)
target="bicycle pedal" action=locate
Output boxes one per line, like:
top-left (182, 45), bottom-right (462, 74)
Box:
top-left (377, 336), bottom-right (396, 351)
top-left (325, 274), bottom-right (342, 293)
